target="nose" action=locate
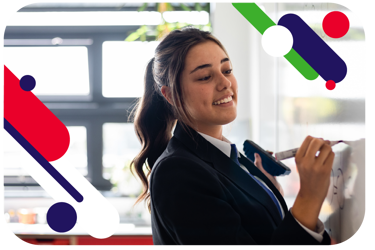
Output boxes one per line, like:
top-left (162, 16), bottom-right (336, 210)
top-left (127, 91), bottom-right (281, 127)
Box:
top-left (216, 71), bottom-right (232, 91)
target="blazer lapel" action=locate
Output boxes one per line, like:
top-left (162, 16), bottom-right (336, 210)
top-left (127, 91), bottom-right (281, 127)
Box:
top-left (173, 122), bottom-right (284, 224)
top-left (238, 153), bottom-right (288, 215)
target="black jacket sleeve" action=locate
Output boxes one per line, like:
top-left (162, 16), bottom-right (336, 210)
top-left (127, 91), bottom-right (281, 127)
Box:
top-left (150, 156), bottom-right (330, 245)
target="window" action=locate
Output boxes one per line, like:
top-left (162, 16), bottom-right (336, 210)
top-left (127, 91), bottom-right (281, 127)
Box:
top-left (3, 9), bottom-right (146, 190)
top-left (4, 3), bottom-right (211, 195)
top-left (102, 41), bottom-right (159, 98)
top-left (4, 126), bottom-right (88, 177)
top-left (3, 46), bottom-right (90, 96)
top-left (103, 123), bottom-right (142, 196)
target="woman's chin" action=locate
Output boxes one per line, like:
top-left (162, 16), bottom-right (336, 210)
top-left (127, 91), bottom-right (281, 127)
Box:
top-left (219, 114), bottom-right (237, 125)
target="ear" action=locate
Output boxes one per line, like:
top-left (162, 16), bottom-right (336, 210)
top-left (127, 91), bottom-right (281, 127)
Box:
top-left (161, 86), bottom-right (173, 106)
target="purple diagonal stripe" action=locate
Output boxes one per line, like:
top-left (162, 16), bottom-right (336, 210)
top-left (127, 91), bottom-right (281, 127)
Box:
top-left (4, 118), bottom-right (84, 203)
top-left (278, 14), bottom-right (347, 83)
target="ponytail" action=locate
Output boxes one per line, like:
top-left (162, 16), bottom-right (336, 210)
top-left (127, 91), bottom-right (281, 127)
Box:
top-left (129, 57), bottom-right (176, 213)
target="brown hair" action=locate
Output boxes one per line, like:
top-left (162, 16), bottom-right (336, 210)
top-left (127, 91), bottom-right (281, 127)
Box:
top-left (129, 26), bottom-right (230, 212)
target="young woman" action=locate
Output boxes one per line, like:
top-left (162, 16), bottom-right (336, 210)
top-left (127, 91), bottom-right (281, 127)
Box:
top-left (130, 27), bottom-right (334, 245)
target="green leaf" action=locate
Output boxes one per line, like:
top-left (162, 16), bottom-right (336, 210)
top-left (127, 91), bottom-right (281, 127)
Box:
top-left (125, 32), bottom-right (140, 42)
top-left (166, 3), bottom-right (174, 11)
top-left (138, 3), bottom-right (148, 12)
top-left (180, 3), bottom-right (191, 11)
top-left (141, 33), bottom-right (146, 42)
top-left (177, 22), bottom-right (189, 29)
top-left (167, 22), bottom-right (176, 29)
top-left (202, 25), bottom-right (211, 32)
top-left (195, 3), bottom-right (202, 11)
top-left (138, 25), bottom-right (148, 34)
top-left (204, 3), bottom-right (210, 12)
top-left (124, 25), bottom-right (148, 41)
top-left (124, 3), bottom-right (212, 42)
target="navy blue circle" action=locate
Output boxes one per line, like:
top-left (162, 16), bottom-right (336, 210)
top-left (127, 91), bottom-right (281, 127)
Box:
top-left (20, 75), bottom-right (36, 91)
top-left (47, 202), bottom-right (77, 233)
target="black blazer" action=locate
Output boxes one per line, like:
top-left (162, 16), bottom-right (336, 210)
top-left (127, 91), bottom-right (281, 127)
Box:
top-left (150, 121), bottom-right (331, 245)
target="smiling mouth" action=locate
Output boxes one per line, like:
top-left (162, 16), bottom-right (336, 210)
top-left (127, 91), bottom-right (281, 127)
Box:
top-left (213, 96), bottom-right (233, 105)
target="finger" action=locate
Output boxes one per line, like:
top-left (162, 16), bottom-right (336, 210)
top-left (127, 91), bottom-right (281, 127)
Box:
top-left (295, 135), bottom-right (314, 160)
top-left (305, 138), bottom-right (326, 161)
top-left (316, 144), bottom-right (332, 166)
top-left (323, 151), bottom-right (335, 168)
top-left (266, 150), bottom-right (274, 155)
top-left (254, 153), bottom-right (263, 169)
top-left (318, 138), bottom-right (330, 145)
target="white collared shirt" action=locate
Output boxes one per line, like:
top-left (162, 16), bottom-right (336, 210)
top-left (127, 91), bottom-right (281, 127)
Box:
top-left (197, 131), bottom-right (324, 242)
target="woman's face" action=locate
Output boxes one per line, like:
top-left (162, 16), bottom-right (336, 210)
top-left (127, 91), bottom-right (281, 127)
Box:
top-left (179, 40), bottom-right (238, 133)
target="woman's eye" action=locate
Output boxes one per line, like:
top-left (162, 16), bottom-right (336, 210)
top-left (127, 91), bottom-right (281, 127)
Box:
top-left (199, 76), bottom-right (210, 81)
top-left (199, 69), bottom-right (233, 81)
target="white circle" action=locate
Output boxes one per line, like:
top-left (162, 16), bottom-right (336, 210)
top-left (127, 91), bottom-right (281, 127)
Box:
top-left (262, 25), bottom-right (293, 57)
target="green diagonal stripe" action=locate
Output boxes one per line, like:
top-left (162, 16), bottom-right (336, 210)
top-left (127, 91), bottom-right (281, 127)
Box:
top-left (284, 49), bottom-right (319, 80)
top-left (232, 3), bottom-right (319, 81)
top-left (232, 3), bottom-right (275, 34)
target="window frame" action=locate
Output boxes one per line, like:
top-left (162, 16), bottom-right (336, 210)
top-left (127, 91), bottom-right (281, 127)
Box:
top-left (4, 4), bottom-right (211, 191)
top-left (4, 24), bottom-right (141, 191)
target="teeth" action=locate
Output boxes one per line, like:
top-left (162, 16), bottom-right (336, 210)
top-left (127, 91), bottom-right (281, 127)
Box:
top-left (214, 96), bottom-right (232, 105)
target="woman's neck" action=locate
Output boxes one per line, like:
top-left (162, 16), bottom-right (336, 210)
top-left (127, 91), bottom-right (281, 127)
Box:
top-left (194, 124), bottom-right (223, 141)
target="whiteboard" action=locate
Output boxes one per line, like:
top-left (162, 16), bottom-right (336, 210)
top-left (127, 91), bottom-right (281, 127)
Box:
top-left (323, 139), bottom-right (365, 243)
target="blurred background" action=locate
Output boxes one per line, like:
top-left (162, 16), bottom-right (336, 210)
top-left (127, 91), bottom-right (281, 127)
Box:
top-left (3, 2), bottom-right (365, 245)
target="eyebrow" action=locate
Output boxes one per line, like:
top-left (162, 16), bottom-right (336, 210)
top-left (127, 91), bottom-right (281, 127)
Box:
top-left (189, 57), bottom-right (230, 74)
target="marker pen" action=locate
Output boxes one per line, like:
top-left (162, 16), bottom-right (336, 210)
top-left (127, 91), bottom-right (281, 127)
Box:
top-left (275, 140), bottom-right (344, 161)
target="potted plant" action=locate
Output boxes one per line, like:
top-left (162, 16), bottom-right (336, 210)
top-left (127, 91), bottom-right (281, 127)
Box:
top-left (125, 2), bottom-right (211, 42)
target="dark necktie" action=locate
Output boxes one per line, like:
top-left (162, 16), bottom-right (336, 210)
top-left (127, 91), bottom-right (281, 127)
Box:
top-left (230, 144), bottom-right (283, 219)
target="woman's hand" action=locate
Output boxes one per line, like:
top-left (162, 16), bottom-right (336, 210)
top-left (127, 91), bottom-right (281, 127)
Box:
top-left (253, 152), bottom-right (284, 197)
top-left (292, 136), bottom-right (335, 231)
top-left (295, 136), bottom-right (334, 204)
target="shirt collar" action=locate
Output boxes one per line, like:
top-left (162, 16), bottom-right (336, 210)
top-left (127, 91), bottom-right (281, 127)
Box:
top-left (197, 132), bottom-right (240, 158)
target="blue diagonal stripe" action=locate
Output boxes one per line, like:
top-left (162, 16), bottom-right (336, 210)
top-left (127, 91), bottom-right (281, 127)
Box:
top-left (4, 118), bottom-right (84, 203)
